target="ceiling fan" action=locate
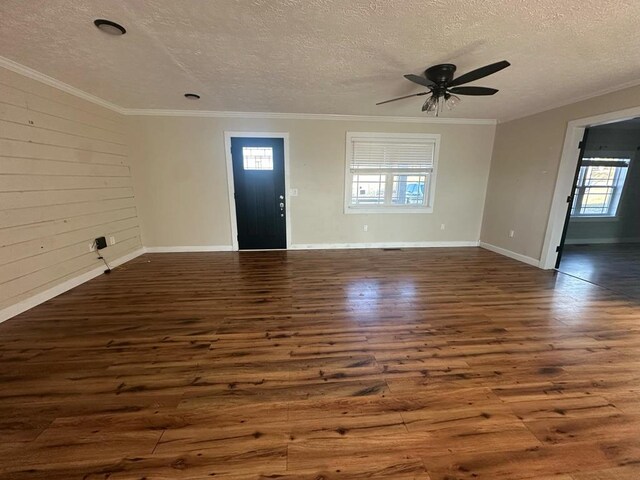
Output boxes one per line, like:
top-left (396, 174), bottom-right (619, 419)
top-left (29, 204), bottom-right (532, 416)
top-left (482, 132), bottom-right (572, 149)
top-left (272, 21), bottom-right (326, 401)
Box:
top-left (377, 60), bottom-right (510, 115)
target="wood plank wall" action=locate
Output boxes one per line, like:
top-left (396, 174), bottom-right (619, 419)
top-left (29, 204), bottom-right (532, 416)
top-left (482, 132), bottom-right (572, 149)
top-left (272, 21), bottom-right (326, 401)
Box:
top-left (0, 66), bottom-right (142, 311)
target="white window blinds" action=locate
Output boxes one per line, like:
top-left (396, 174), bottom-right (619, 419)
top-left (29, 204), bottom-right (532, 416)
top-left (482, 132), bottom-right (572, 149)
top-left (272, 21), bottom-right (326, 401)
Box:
top-left (349, 137), bottom-right (436, 171)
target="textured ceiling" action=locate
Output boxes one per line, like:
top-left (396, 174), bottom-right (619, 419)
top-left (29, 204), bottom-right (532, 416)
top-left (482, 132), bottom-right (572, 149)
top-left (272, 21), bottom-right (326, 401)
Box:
top-left (1, 0), bottom-right (640, 120)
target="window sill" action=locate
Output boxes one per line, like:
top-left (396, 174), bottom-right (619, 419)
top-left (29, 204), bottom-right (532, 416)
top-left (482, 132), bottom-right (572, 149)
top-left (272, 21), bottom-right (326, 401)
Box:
top-left (345, 206), bottom-right (434, 214)
top-left (570, 215), bottom-right (619, 222)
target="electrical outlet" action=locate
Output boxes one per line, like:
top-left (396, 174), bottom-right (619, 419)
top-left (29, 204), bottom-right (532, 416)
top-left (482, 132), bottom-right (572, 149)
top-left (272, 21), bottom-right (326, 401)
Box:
top-left (440, 224), bottom-right (445, 230)
top-left (89, 243), bottom-right (96, 252)
top-left (95, 236), bottom-right (107, 250)
top-left (109, 236), bottom-right (116, 245)
top-left (363, 224), bottom-right (368, 232)
top-left (509, 230), bottom-right (515, 238)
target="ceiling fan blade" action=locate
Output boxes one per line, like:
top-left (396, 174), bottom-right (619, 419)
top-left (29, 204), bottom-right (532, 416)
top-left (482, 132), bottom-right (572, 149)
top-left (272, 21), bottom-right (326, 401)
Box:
top-left (449, 86), bottom-right (499, 96)
top-left (376, 92), bottom-right (428, 105)
top-left (404, 74), bottom-right (436, 88)
top-left (449, 60), bottom-right (510, 87)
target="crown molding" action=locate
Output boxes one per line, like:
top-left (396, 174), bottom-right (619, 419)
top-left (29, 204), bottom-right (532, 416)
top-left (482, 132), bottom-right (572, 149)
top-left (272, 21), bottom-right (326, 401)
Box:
top-left (122, 109), bottom-right (497, 125)
top-left (0, 56), bottom-right (497, 124)
top-left (0, 55), bottom-right (126, 114)
top-left (499, 77), bottom-right (640, 124)
top-left (5, 55), bottom-right (640, 127)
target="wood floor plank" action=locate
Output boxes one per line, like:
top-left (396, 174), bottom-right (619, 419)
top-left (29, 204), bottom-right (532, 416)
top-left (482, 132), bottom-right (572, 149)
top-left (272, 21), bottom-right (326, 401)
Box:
top-left (422, 443), bottom-right (611, 479)
top-left (572, 465), bottom-right (640, 479)
top-left (0, 248), bottom-right (639, 479)
top-left (524, 414), bottom-right (640, 446)
top-left (508, 395), bottom-right (622, 421)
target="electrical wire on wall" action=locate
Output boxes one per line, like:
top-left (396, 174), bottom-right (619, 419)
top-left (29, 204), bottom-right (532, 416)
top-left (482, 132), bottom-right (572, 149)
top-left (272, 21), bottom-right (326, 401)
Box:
top-left (92, 241), bottom-right (112, 274)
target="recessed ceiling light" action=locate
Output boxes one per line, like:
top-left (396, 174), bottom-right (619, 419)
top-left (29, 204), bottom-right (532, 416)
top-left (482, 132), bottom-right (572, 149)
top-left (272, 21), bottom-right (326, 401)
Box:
top-left (94, 19), bottom-right (126, 36)
top-left (184, 93), bottom-right (201, 100)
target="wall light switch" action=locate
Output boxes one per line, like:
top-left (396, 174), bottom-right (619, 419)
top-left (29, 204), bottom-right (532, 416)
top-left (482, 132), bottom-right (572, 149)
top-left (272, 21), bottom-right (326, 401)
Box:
top-left (509, 230), bottom-right (515, 238)
top-left (290, 188), bottom-right (299, 197)
top-left (89, 243), bottom-right (96, 252)
top-left (440, 224), bottom-right (445, 230)
top-left (109, 236), bottom-right (116, 245)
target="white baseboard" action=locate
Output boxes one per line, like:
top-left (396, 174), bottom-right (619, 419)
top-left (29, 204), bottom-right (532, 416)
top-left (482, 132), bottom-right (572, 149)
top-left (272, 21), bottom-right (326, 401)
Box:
top-left (479, 242), bottom-right (540, 267)
top-left (290, 241), bottom-right (480, 250)
top-left (565, 237), bottom-right (640, 245)
top-left (145, 245), bottom-right (233, 253)
top-left (0, 247), bottom-right (146, 324)
top-left (148, 242), bottom-right (480, 252)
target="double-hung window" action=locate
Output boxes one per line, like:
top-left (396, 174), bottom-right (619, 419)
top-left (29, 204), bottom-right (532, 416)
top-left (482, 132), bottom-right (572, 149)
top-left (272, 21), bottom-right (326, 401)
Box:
top-left (345, 132), bottom-right (439, 213)
top-left (570, 157), bottom-right (630, 217)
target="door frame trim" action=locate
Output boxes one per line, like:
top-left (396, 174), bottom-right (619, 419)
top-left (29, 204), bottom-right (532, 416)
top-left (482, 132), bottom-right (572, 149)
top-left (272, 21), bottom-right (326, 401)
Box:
top-left (539, 105), bottom-right (640, 269)
top-left (223, 131), bottom-right (292, 251)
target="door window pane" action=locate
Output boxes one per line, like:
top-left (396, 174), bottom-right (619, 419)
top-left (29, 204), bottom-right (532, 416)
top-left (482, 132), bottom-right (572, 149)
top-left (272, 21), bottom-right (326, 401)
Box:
top-left (243, 147), bottom-right (273, 170)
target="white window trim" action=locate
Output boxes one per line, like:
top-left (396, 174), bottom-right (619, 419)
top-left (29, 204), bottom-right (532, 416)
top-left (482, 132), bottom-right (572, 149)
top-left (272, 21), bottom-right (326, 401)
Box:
top-left (343, 132), bottom-right (440, 214)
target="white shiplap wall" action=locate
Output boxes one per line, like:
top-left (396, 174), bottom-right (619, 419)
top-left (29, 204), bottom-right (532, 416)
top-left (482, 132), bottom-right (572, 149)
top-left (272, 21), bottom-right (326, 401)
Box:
top-left (0, 66), bottom-right (142, 312)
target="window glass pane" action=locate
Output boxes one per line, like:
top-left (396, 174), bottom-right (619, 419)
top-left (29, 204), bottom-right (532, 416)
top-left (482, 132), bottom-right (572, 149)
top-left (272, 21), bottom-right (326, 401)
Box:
top-left (351, 174), bottom-right (385, 205)
top-left (391, 175), bottom-right (426, 205)
top-left (582, 187), bottom-right (612, 215)
top-left (243, 147), bottom-right (273, 170)
top-left (584, 166), bottom-right (615, 186)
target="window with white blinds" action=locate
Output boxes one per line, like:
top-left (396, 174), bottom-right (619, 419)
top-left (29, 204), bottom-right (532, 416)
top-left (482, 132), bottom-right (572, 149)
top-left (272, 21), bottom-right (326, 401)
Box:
top-left (345, 132), bottom-right (439, 213)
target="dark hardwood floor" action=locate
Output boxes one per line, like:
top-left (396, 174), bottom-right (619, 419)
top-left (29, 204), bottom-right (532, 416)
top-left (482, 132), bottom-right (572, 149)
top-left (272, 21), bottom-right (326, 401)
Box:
top-left (559, 243), bottom-right (640, 300)
top-left (1, 248), bottom-right (640, 479)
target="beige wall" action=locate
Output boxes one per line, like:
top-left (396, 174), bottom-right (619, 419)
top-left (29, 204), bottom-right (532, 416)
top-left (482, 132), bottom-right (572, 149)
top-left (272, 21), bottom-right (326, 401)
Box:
top-left (126, 116), bottom-right (496, 248)
top-left (0, 67), bottom-right (142, 311)
top-left (481, 84), bottom-right (640, 261)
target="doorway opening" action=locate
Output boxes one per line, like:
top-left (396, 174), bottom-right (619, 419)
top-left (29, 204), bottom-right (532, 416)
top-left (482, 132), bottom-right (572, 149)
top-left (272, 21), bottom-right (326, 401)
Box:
top-left (224, 132), bottom-right (291, 250)
top-left (554, 118), bottom-right (640, 299)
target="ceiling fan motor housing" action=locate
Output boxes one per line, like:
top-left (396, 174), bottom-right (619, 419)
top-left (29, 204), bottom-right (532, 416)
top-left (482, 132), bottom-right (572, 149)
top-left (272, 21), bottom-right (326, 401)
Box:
top-left (426, 64), bottom-right (457, 85)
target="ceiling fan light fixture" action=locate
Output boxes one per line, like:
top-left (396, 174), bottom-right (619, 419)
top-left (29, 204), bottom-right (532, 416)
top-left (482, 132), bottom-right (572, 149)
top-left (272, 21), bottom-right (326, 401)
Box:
top-left (422, 96), bottom-right (438, 114)
top-left (445, 94), bottom-right (461, 110)
top-left (94, 19), bottom-right (126, 36)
